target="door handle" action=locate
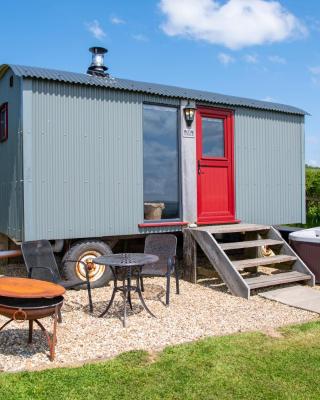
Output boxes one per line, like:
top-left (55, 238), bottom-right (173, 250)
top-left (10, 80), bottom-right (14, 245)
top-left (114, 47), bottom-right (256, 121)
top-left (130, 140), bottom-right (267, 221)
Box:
top-left (198, 161), bottom-right (201, 175)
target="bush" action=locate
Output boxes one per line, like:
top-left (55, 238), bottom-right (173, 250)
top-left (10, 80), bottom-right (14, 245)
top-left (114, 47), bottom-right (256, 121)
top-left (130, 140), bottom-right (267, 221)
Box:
top-left (306, 166), bottom-right (320, 226)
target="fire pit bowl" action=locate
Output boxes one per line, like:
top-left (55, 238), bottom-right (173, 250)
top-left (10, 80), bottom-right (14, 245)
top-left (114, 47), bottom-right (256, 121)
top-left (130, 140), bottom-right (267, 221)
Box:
top-left (0, 296), bottom-right (64, 320)
top-left (0, 277), bottom-right (65, 361)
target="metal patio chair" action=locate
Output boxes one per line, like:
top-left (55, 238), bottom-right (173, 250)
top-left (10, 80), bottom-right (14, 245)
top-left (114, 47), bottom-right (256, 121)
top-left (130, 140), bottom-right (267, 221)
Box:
top-left (21, 240), bottom-right (93, 316)
top-left (140, 234), bottom-right (179, 306)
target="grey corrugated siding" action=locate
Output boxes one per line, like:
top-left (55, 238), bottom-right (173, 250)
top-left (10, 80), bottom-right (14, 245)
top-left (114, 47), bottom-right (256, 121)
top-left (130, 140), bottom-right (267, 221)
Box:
top-left (0, 71), bottom-right (23, 241)
top-left (234, 108), bottom-right (305, 225)
top-left (25, 79), bottom-right (179, 240)
top-left (24, 80), bottom-right (306, 239)
top-left (6, 64), bottom-right (307, 116)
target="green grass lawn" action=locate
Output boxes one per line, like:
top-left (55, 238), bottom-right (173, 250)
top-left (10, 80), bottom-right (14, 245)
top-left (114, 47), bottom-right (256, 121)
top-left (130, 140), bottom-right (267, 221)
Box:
top-left (1, 321), bottom-right (320, 400)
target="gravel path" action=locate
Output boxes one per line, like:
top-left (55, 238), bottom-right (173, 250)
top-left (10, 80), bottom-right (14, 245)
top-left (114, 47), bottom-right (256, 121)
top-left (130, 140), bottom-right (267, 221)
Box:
top-left (0, 265), bottom-right (318, 372)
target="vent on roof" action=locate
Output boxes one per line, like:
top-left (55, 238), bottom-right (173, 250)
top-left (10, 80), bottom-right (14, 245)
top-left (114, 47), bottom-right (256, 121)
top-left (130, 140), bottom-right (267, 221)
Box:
top-left (87, 47), bottom-right (108, 78)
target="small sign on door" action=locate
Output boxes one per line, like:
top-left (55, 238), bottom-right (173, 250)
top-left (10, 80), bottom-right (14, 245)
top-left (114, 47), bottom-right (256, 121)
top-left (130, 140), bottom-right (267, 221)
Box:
top-left (183, 128), bottom-right (195, 138)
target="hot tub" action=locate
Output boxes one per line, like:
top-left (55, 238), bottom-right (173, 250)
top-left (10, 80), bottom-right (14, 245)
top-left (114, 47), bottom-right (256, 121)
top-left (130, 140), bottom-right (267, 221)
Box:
top-left (289, 228), bottom-right (320, 283)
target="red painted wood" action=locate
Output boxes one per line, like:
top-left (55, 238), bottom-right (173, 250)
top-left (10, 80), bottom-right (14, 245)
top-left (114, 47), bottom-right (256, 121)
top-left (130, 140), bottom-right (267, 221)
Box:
top-left (0, 102), bottom-right (8, 142)
top-left (196, 106), bottom-right (236, 224)
top-left (196, 220), bottom-right (241, 226)
top-left (138, 222), bottom-right (189, 228)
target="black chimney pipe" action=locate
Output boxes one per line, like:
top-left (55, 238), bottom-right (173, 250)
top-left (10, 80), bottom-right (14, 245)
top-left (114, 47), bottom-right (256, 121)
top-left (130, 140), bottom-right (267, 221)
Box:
top-left (87, 47), bottom-right (108, 77)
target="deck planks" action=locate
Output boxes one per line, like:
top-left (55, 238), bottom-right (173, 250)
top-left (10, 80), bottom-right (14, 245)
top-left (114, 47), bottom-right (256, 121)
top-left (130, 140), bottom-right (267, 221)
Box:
top-left (192, 224), bottom-right (270, 234)
top-left (245, 271), bottom-right (311, 289)
top-left (220, 239), bottom-right (283, 250)
top-left (233, 255), bottom-right (296, 270)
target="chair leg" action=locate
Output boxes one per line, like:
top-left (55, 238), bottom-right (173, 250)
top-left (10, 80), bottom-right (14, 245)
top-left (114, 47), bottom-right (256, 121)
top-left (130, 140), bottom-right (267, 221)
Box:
top-left (166, 274), bottom-right (171, 306)
top-left (28, 320), bottom-right (33, 344)
top-left (140, 276), bottom-right (144, 292)
top-left (87, 280), bottom-right (93, 313)
top-left (175, 269), bottom-right (180, 295)
top-left (85, 268), bottom-right (93, 313)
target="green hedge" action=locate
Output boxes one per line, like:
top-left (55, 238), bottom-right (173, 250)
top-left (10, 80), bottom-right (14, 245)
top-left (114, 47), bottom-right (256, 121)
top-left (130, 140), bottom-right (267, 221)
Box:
top-left (306, 166), bottom-right (320, 226)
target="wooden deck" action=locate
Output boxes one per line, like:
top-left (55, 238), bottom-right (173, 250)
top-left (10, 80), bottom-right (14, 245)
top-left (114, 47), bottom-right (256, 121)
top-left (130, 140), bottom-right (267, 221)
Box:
top-left (194, 223), bottom-right (270, 234)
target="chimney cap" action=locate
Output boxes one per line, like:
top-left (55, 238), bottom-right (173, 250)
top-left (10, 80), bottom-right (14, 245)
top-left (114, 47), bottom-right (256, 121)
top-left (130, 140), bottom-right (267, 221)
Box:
top-left (89, 46), bottom-right (108, 55)
top-left (87, 47), bottom-right (108, 78)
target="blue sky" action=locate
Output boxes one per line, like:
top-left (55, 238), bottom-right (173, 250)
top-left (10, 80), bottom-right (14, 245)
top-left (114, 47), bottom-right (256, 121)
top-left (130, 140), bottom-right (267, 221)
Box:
top-left (1, 0), bottom-right (320, 166)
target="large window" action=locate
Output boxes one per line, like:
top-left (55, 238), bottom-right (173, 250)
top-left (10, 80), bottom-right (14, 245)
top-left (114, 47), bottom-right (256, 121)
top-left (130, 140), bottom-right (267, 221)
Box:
top-left (0, 103), bottom-right (8, 142)
top-left (143, 104), bottom-right (180, 221)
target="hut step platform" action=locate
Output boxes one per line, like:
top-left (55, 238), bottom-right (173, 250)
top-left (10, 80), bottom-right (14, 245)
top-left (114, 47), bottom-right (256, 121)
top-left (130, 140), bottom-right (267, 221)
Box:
top-left (183, 223), bottom-right (315, 299)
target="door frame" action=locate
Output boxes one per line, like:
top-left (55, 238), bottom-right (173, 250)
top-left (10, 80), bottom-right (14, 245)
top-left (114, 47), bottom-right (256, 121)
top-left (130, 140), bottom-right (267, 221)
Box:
top-left (196, 106), bottom-right (236, 224)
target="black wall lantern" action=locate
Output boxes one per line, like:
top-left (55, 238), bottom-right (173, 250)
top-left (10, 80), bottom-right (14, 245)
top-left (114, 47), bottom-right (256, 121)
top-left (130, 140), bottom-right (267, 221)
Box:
top-left (183, 101), bottom-right (196, 127)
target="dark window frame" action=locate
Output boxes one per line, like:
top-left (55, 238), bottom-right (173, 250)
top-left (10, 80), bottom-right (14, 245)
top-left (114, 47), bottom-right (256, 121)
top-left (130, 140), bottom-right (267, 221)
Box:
top-left (142, 102), bottom-right (182, 223)
top-left (0, 102), bottom-right (8, 142)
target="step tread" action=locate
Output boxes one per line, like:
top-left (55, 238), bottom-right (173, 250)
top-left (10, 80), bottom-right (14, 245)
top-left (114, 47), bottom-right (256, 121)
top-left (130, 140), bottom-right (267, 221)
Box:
top-left (233, 255), bottom-right (296, 270)
top-left (245, 271), bottom-right (311, 289)
top-left (220, 239), bottom-right (283, 250)
top-left (190, 223), bottom-right (270, 234)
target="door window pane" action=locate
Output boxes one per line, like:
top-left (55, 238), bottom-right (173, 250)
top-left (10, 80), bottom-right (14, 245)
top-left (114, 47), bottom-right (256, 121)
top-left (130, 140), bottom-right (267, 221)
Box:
top-left (143, 105), bottom-right (179, 220)
top-left (202, 118), bottom-right (224, 157)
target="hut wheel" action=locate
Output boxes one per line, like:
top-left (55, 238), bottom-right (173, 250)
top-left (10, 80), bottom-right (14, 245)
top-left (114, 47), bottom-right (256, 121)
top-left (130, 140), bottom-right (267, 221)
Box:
top-left (61, 240), bottom-right (113, 289)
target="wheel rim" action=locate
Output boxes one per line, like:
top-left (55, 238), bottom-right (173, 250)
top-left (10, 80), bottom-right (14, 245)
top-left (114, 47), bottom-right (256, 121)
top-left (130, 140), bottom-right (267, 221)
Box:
top-left (76, 251), bottom-right (106, 282)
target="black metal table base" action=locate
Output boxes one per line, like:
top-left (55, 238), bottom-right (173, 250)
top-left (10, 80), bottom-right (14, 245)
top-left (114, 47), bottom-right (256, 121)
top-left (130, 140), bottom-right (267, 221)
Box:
top-left (99, 267), bottom-right (156, 327)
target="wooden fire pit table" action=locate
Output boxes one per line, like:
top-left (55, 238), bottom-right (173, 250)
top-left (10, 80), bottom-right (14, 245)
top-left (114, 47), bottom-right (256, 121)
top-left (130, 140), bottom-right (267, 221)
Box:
top-left (0, 277), bottom-right (65, 361)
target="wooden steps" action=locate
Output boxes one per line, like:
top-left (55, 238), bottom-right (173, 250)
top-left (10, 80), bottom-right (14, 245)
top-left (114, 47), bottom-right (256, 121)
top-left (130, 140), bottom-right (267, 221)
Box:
top-left (194, 224), bottom-right (270, 234)
top-left (245, 271), bottom-right (311, 290)
top-left (220, 239), bottom-right (283, 250)
top-left (233, 255), bottom-right (297, 270)
top-left (183, 223), bottom-right (315, 299)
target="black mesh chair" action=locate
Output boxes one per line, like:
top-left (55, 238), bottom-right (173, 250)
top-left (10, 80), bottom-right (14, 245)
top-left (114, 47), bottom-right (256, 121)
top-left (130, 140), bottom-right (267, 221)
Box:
top-left (21, 240), bottom-right (93, 315)
top-left (141, 234), bottom-right (179, 306)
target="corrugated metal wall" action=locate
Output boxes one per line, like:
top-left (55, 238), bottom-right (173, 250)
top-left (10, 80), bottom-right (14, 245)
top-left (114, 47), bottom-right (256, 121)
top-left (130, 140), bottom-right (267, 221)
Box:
top-left (234, 108), bottom-right (305, 225)
top-left (23, 79), bottom-right (305, 240)
top-left (26, 80), bottom-right (179, 240)
top-left (0, 71), bottom-right (23, 241)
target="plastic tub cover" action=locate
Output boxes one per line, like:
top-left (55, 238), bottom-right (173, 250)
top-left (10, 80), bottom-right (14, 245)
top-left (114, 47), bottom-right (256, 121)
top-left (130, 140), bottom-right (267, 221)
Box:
top-left (289, 227), bottom-right (320, 244)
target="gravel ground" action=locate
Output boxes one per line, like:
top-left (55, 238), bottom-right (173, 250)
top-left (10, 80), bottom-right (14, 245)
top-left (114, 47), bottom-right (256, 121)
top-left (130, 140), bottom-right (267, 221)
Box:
top-left (0, 262), bottom-right (318, 372)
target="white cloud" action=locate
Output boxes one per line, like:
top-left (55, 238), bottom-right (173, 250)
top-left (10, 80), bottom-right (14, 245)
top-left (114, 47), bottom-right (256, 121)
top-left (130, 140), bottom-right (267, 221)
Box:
top-left (218, 52), bottom-right (235, 65)
top-left (110, 16), bottom-right (126, 25)
top-left (85, 20), bottom-right (106, 40)
top-left (306, 16), bottom-right (320, 32)
top-left (308, 160), bottom-right (320, 167)
top-left (244, 54), bottom-right (258, 64)
top-left (132, 34), bottom-right (149, 42)
top-left (159, 0), bottom-right (307, 50)
top-left (309, 66), bottom-right (320, 75)
top-left (263, 96), bottom-right (276, 102)
top-left (309, 66), bottom-right (320, 85)
top-left (269, 55), bottom-right (286, 64)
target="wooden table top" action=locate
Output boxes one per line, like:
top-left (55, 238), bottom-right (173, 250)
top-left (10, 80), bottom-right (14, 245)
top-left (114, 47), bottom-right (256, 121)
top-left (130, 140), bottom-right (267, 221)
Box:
top-left (0, 277), bottom-right (65, 299)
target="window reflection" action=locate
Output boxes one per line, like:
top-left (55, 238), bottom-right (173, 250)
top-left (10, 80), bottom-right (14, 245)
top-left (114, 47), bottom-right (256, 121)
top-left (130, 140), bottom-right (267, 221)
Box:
top-left (143, 104), bottom-right (180, 220)
top-left (202, 118), bottom-right (224, 157)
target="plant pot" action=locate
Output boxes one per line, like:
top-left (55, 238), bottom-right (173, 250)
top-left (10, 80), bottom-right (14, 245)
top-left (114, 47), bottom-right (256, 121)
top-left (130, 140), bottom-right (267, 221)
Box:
top-left (144, 202), bottom-right (165, 220)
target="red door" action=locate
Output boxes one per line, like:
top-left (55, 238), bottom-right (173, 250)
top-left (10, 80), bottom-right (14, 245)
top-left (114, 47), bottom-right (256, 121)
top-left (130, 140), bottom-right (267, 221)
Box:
top-left (196, 107), bottom-right (236, 224)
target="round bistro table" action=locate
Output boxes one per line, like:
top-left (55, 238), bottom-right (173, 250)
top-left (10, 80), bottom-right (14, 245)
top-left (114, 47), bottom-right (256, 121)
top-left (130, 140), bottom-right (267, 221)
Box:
top-left (94, 253), bottom-right (159, 327)
top-left (0, 277), bottom-right (65, 361)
